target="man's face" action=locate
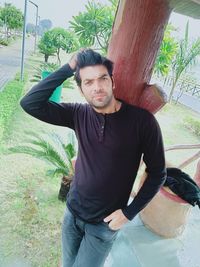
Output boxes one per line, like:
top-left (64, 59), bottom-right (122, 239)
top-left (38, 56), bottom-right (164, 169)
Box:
top-left (79, 65), bottom-right (114, 110)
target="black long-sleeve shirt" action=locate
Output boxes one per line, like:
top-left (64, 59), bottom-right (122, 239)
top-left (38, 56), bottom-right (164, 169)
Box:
top-left (20, 64), bottom-right (166, 223)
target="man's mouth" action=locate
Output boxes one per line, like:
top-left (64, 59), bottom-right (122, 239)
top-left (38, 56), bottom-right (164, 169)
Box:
top-left (93, 94), bottom-right (106, 99)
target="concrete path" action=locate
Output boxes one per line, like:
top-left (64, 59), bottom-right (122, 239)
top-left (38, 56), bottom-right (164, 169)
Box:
top-left (151, 77), bottom-right (200, 114)
top-left (0, 37), bottom-right (34, 91)
top-left (172, 90), bottom-right (200, 114)
top-left (105, 205), bottom-right (200, 267)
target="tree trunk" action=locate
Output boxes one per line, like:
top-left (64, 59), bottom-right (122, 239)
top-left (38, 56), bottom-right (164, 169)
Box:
top-left (108, 0), bottom-right (172, 112)
top-left (6, 27), bottom-right (9, 41)
top-left (175, 89), bottom-right (184, 104)
top-left (44, 54), bottom-right (49, 63)
top-left (58, 175), bottom-right (72, 202)
top-left (57, 49), bottom-right (61, 66)
top-left (168, 78), bottom-right (178, 103)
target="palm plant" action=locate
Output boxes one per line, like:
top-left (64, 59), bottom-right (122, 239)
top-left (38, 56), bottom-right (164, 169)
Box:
top-left (154, 24), bottom-right (178, 77)
top-left (30, 62), bottom-right (74, 89)
top-left (30, 62), bottom-right (59, 83)
top-left (168, 22), bottom-right (200, 102)
top-left (9, 131), bottom-right (77, 201)
top-left (69, 0), bottom-right (118, 53)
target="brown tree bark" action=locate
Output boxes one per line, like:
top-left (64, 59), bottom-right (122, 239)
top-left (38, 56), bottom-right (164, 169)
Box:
top-left (108, 0), bottom-right (172, 113)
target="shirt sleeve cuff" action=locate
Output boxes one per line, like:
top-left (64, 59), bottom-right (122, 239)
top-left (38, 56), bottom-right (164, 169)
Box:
top-left (122, 207), bottom-right (136, 221)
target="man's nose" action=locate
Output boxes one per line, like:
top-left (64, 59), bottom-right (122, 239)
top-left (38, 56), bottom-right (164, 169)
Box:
top-left (93, 80), bottom-right (102, 92)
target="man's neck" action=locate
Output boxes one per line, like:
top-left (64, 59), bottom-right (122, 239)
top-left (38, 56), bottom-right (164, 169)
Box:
top-left (93, 99), bottom-right (122, 114)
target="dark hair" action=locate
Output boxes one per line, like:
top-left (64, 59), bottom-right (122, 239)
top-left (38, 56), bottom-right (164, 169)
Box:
top-left (74, 49), bottom-right (114, 87)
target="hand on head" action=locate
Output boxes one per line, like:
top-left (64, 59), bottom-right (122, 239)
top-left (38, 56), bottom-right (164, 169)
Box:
top-left (68, 48), bottom-right (87, 71)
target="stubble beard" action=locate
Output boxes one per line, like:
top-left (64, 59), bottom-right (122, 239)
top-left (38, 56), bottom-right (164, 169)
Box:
top-left (89, 93), bottom-right (114, 111)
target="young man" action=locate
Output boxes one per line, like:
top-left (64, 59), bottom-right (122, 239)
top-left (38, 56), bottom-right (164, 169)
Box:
top-left (20, 49), bottom-right (166, 267)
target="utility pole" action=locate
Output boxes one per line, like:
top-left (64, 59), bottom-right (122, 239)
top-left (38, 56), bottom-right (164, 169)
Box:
top-left (29, 0), bottom-right (38, 53)
top-left (38, 15), bottom-right (40, 36)
top-left (20, 0), bottom-right (39, 81)
top-left (20, 0), bottom-right (28, 81)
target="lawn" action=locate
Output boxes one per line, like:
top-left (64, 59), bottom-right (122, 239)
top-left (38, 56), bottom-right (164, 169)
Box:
top-left (0, 52), bottom-right (200, 267)
top-left (156, 103), bottom-right (200, 177)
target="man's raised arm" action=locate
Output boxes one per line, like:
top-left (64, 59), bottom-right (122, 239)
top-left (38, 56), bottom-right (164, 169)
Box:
top-left (20, 55), bottom-right (78, 128)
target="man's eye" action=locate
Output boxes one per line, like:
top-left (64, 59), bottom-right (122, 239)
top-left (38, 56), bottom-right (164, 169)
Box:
top-left (85, 81), bottom-right (92, 85)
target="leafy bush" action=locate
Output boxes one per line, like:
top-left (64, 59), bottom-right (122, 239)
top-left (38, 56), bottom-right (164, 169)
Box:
top-left (69, 0), bottom-right (118, 53)
top-left (0, 38), bottom-right (9, 46)
top-left (30, 62), bottom-right (74, 89)
top-left (30, 62), bottom-right (59, 82)
top-left (9, 131), bottom-right (77, 201)
top-left (38, 28), bottom-right (79, 64)
top-left (0, 73), bottom-right (27, 141)
top-left (183, 117), bottom-right (200, 137)
top-left (62, 79), bottom-right (74, 89)
top-left (0, 35), bottom-right (14, 46)
top-left (154, 24), bottom-right (178, 77)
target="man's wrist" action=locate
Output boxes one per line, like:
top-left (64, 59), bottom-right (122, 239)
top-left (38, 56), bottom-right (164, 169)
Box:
top-left (68, 53), bottom-right (78, 72)
top-left (68, 63), bottom-right (76, 73)
top-left (122, 208), bottom-right (132, 221)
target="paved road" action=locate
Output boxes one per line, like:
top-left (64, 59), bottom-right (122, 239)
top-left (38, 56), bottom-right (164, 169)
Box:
top-left (165, 86), bottom-right (200, 114)
top-left (104, 206), bottom-right (200, 267)
top-left (152, 77), bottom-right (200, 114)
top-left (0, 37), bottom-right (34, 91)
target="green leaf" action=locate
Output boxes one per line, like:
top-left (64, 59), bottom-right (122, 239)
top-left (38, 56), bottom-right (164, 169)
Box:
top-left (8, 131), bottom-right (77, 178)
top-left (69, 0), bottom-right (117, 52)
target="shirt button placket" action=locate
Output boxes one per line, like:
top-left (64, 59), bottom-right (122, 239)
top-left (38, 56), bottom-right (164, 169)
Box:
top-left (99, 121), bottom-right (105, 142)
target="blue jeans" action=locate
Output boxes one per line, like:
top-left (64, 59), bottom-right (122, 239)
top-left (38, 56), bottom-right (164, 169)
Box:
top-left (62, 208), bottom-right (119, 267)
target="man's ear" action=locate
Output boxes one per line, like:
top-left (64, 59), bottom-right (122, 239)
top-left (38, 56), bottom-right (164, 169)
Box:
top-left (78, 86), bottom-right (84, 96)
top-left (111, 76), bottom-right (115, 90)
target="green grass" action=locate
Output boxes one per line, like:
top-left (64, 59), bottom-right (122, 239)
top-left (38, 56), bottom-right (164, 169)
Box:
top-left (0, 51), bottom-right (200, 266)
top-left (156, 102), bottom-right (200, 177)
top-left (0, 151), bottom-right (65, 267)
top-left (183, 116), bottom-right (200, 137)
top-left (0, 52), bottom-right (68, 267)
top-left (0, 73), bottom-right (28, 143)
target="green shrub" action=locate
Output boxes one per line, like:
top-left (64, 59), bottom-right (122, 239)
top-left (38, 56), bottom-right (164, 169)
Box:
top-left (183, 117), bottom-right (200, 137)
top-left (0, 38), bottom-right (9, 46)
top-left (30, 62), bottom-right (59, 83)
top-left (0, 36), bottom-right (14, 46)
top-left (30, 62), bottom-right (74, 89)
top-left (0, 73), bottom-right (27, 141)
top-left (62, 78), bottom-right (74, 89)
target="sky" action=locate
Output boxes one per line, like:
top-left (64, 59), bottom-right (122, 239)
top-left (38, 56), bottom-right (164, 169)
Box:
top-left (0, 0), bottom-right (110, 28)
top-left (169, 12), bottom-right (200, 40)
top-left (0, 0), bottom-right (200, 39)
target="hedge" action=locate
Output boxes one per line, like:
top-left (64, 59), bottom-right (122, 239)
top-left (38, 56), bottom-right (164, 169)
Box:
top-left (183, 117), bottom-right (200, 138)
top-left (0, 73), bottom-right (27, 141)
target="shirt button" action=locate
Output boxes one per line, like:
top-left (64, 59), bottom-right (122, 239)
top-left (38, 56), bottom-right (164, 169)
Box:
top-left (101, 125), bottom-right (104, 129)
